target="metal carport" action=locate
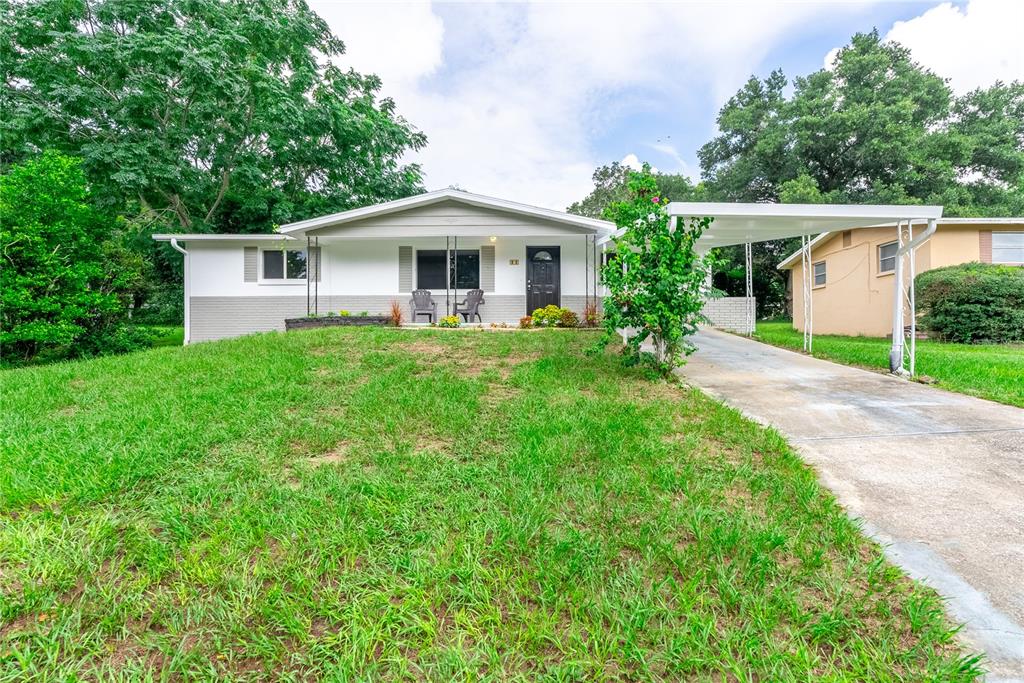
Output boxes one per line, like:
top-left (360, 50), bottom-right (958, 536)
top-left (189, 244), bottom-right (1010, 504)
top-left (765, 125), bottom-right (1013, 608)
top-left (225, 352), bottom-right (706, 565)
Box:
top-left (598, 203), bottom-right (943, 376)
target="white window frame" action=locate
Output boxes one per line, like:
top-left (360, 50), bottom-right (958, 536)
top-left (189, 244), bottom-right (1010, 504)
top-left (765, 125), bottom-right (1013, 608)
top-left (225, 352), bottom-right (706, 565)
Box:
top-left (260, 247), bottom-right (308, 284)
top-left (812, 260), bottom-right (827, 288)
top-left (878, 240), bottom-right (898, 275)
top-left (992, 231), bottom-right (1024, 265)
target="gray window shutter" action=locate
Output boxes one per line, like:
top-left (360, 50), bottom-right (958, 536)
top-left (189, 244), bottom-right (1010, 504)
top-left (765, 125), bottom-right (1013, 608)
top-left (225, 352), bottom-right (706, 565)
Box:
top-left (309, 246), bottom-right (322, 282)
top-left (398, 246), bottom-right (412, 291)
top-left (243, 247), bottom-right (257, 282)
top-left (480, 245), bottom-right (495, 291)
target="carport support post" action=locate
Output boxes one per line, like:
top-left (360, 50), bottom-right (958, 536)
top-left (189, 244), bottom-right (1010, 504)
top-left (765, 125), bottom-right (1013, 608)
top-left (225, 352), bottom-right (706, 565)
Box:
top-left (890, 221), bottom-right (907, 374)
top-left (744, 241), bottom-right (753, 336)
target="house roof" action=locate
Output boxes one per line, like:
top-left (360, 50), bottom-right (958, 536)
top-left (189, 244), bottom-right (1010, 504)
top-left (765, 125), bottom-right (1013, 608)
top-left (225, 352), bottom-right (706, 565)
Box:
top-left (277, 188), bottom-right (615, 235)
top-left (152, 234), bottom-right (297, 242)
top-left (776, 217), bottom-right (1024, 270)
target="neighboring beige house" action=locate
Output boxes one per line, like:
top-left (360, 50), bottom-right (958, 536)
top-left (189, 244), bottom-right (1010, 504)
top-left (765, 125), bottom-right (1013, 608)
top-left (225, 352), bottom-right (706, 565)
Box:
top-left (778, 219), bottom-right (1024, 337)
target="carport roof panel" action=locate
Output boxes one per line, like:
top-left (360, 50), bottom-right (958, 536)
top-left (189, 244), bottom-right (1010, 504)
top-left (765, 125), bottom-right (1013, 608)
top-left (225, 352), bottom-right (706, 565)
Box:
top-left (666, 202), bottom-right (943, 249)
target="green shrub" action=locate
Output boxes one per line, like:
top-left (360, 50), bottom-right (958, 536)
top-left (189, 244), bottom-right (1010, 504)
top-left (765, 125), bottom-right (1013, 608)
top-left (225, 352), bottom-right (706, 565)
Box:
top-left (916, 262), bottom-right (1024, 343)
top-left (531, 305), bottom-right (577, 327)
top-left (0, 152), bottom-right (146, 364)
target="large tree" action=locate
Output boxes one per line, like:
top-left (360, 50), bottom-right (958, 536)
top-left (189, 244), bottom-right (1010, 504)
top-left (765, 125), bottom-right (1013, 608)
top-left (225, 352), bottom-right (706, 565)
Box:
top-left (1, 0), bottom-right (427, 233)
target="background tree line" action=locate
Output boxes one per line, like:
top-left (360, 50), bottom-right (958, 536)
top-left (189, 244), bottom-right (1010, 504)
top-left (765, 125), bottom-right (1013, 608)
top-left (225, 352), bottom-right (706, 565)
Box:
top-left (2, 0), bottom-right (426, 363)
top-left (569, 31), bottom-right (1024, 318)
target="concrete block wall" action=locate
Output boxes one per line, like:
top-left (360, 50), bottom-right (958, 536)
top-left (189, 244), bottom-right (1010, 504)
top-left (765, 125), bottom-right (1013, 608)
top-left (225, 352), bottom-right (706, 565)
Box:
top-left (702, 297), bottom-right (755, 335)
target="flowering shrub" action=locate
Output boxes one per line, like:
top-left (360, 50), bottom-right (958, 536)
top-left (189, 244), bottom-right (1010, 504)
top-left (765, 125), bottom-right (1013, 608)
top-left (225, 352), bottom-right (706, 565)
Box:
top-left (531, 305), bottom-right (561, 327)
top-left (531, 305), bottom-right (581, 327)
top-left (599, 165), bottom-right (713, 374)
top-left (438, 315), bottom-right (460, 328)
top-left (519, 316), bottom-right (533, 329)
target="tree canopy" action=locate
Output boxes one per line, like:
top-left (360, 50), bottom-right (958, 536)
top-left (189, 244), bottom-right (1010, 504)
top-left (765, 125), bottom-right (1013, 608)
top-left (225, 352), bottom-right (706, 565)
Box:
top-left (1, 152), bottom-right (147, 363)
top-left (699, 30), bottom-right (1023, 214)
top-left (568, 162), bottom-right (703, 219)
top-left (2, 0), bottom-right (427, 233)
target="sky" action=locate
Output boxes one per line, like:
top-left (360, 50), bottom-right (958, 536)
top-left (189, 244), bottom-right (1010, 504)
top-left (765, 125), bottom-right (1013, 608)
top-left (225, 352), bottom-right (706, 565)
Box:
top-left (308, 0), bottom-right (1023, 211)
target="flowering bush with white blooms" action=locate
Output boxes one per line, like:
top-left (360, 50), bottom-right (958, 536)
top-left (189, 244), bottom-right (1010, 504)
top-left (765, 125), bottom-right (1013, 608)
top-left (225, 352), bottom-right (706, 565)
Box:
top-left (597, 164), bottom-right (714, 374)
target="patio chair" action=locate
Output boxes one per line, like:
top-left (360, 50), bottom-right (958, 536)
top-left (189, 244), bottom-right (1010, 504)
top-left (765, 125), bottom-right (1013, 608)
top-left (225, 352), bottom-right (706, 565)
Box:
top-left (409, 289), bottom-right (438, 323)
top-left (455, 289), bottom-right (486, 323)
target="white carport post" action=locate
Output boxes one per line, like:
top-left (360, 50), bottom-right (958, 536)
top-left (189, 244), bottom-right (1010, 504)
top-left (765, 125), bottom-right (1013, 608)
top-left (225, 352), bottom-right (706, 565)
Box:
top-left (889, 217), bottom-right (937, 375)
top-left (800, 235), bottom-right (813, 353)
top-left (744, 241), bottom-right (753, 336)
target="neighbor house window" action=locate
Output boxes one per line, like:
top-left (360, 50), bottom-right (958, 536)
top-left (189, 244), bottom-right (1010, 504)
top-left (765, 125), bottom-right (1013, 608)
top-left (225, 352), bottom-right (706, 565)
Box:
top-left (992, 232), bottom-right (1024, 264)
top-left (416, 249), bottom-right (480, 289)
top-left (878, 241), bottom-right (898, 273)
top-left (813, 261), bottom-right (826, 287)
top-left (262, 249), bottom-right (306, 280)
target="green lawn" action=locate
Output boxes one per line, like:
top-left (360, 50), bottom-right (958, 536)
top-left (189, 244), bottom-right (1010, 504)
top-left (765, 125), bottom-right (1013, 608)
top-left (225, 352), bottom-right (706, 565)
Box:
top-left (1, 328), bottom-right (979, 680)
top-left (753, 321), bottom-right (1024, 409)
top-left (143, 325), bottom-right (185, 348)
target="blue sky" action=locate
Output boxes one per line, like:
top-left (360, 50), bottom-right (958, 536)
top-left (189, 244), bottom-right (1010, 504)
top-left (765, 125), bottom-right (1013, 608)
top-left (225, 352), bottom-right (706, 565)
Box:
top-left (309, 1), bottom-right (1021, 209)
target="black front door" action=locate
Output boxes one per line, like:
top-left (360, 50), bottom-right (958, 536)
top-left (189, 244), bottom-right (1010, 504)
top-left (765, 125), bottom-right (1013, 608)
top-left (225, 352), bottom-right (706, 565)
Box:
top-left (526, 246), bottom-right (560, 314)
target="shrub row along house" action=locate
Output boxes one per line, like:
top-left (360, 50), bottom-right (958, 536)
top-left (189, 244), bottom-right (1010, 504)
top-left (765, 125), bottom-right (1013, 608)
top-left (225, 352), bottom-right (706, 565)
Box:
top-left (778, 219), bottom-right (1024, 337)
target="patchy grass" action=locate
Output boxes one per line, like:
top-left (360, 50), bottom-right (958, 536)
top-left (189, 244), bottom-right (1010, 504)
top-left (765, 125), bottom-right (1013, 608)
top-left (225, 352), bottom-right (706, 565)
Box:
top-left (754, 321), bottom-right (1024, 408)
top-left (1, 328), bottom-right (981, 680)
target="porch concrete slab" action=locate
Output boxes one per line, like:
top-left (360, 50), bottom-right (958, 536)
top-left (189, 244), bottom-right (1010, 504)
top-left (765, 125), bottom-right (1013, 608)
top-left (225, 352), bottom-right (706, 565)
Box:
top-left (677, 328), bottom-right (1024, 681)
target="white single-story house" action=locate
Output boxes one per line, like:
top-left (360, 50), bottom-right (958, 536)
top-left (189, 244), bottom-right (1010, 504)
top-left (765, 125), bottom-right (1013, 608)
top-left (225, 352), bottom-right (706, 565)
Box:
top-left (154, 189), bottom-right (614, 343)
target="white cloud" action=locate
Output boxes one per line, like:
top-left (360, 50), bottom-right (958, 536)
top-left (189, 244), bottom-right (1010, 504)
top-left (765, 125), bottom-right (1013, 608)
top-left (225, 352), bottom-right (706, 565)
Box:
top-left (621, 154), bottom-right (644, 171)
top-left (309, 1), bottom-right (877, 210)
top-left (823, 47), bottom-right (841, 71)
top-left (621, 153), bottom-right (659, 175)
top-left (885, 0), bottom-right (1024, 94)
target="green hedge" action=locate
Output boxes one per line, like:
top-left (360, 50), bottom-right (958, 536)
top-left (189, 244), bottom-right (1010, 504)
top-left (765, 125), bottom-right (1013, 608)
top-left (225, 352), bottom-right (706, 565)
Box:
top-left (915, 262), bottom-right (1024, 343)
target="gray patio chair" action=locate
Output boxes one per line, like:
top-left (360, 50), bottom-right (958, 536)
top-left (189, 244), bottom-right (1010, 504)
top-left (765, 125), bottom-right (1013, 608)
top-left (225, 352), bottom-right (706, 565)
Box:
top-left (455, 289), bottom-right (485, 323)
top-left (409, 289), bottom-right (438, 323)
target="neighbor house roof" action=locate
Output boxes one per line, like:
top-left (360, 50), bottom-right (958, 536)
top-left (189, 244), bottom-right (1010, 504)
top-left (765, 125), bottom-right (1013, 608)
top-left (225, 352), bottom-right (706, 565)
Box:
top-left (595, 202), bottom-right (943, 251)
top-left (776, 217), bottom-right (1024, 270)
top-left (277, 188), bottom-right (615, 235)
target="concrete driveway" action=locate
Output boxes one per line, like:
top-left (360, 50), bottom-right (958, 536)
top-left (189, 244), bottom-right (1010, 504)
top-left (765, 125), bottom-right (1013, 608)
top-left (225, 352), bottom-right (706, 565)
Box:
top-left (678, 328), bottom-right (1024, 681)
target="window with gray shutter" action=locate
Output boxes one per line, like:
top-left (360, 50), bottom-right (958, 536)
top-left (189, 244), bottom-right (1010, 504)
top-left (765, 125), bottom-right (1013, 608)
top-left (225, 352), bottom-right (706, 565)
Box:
top-left (244, 247), bottom-right (258, 282)
top-left (480, 245), bottom-right (495, 291)
top-left (398, 246), bottom-right (412, 291)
